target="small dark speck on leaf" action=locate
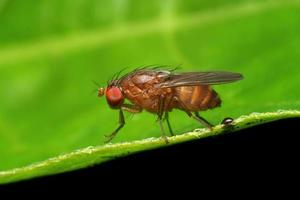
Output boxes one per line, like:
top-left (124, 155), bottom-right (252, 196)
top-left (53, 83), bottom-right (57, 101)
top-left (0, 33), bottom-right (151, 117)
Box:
top-left (221, 117), bottom-right (234, 126)
top-left (221, 118), bottom-right (235, 133)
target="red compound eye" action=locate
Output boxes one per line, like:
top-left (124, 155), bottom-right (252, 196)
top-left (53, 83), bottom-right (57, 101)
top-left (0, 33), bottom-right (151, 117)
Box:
top-left (106, 87), bottom-right (124, 109)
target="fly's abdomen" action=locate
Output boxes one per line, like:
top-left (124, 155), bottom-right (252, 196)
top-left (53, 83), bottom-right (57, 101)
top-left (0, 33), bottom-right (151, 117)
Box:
top-left (175, 85), bottom-right (221, 111)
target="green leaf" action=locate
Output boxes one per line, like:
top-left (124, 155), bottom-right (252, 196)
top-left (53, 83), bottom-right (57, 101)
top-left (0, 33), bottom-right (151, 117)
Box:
top-left (0, 0), bottom-right (300, 184)
top-left (0, 111), bottom-right (299, 184)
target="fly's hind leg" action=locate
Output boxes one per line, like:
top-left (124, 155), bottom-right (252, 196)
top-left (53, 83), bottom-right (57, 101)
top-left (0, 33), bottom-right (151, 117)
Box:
top-left (194, 112), bottom-right (213, 129)
top-left (175, 97), bottom-right (213, 130)
top-left (165, 112), bottom-right (174, 136)
top-left (104, 104), bottom-right (142, 143)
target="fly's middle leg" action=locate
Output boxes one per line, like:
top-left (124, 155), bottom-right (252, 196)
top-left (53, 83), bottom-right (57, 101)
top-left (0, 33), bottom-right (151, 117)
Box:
top-left (163, 94), bottom-right (174, 136)
top-left (157, 95), bottom-right (169, 143)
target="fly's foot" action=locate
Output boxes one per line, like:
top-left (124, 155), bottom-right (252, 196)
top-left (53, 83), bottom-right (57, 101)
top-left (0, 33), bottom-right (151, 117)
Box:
top-left (162, 135), bottom-right (169, 144)
top-left (104, 133), bottom-right (116, 143)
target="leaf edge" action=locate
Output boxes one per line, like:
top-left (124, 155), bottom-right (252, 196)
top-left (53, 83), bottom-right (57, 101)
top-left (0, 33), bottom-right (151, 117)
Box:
top-left (0, 109), bottom-right (299, 184)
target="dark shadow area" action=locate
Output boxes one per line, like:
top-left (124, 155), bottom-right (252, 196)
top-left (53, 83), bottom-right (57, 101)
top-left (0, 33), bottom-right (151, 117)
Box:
top-left (1, 117), bottom-right (299, 192)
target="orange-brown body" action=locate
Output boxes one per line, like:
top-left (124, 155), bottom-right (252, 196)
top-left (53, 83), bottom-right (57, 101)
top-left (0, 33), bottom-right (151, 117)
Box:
top-left (120, 69), bottom-right (221, 113)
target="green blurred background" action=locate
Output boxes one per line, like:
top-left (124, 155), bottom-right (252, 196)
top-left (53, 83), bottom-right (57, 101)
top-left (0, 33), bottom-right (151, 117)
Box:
top-left (0, 0), bottom-right (299, 171)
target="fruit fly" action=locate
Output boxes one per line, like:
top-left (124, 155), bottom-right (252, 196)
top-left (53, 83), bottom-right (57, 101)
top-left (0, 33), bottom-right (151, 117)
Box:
top-left (98, 67), bottom-right (243, 142)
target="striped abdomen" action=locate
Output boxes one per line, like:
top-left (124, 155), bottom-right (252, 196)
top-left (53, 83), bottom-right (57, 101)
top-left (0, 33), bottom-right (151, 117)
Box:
top-left (175, 85), bottom-right (221, 111)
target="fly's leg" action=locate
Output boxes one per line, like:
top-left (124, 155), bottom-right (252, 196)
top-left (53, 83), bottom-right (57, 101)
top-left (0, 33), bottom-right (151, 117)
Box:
top-left (121, 104), bottom-right (143, 122)
top-left (121, 103), bottom-right (143, 113)
top-left (194, 112), bottom-right (213, 129)
top-left (158, 95), bottom-right (168, 143)
top-left (165, 112), bottom-right (174, 136)
top-left (163, 93), bottom-right (174, 136)
top-left (104, 109), bottom-right (125, 143)
top-left (158, 95), bottom-right (165, 119)
top-left (174, 97), bottom-right (213, 129)
top-left (104, 104), bottom-right (142, 143)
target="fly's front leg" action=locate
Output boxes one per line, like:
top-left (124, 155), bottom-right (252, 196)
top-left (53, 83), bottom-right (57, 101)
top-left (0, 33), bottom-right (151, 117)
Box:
top-left (105, 109), bottom-right (125, 143)
top-left (158, 95), bottom-right (168, 143)
top-left (104, 104), bottom-right (142, 143)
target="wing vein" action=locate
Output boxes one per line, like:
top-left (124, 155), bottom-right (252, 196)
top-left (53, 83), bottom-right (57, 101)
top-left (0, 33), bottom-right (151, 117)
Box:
top-left (157, 71), bottom-right (243, 88)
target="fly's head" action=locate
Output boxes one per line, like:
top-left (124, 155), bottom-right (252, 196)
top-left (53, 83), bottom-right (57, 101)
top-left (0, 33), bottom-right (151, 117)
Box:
top-left (98, 80), bottom-right (124, 109)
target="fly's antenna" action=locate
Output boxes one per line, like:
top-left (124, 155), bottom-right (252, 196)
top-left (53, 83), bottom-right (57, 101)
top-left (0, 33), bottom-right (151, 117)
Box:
top-left (90, 88), bottom-right (99, 96)
top-left (91, 80), bottom-right (104, 97)
top-left (92, 80), bottom-right (101, 87)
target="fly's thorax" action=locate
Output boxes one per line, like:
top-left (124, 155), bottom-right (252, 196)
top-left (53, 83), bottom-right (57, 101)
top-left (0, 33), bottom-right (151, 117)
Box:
top-left (119, 74), bottom-right (174, 113)
top-left (120, 69), bottom-right (169, 99)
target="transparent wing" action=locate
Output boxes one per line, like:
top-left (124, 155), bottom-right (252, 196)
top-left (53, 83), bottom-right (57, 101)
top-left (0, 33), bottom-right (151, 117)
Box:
top-left (156, 71), bottom-right (243, 88)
